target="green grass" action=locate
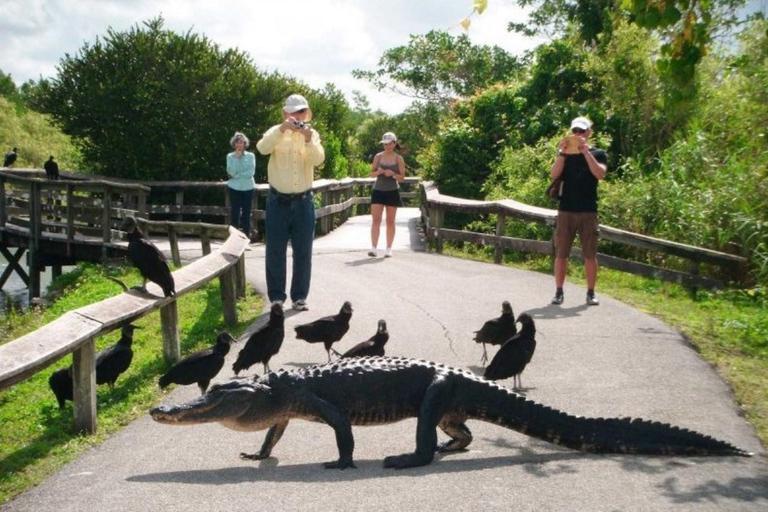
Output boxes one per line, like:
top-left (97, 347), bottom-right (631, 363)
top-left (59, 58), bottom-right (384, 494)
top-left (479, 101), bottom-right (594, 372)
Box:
top-left (0, 264), bottom-right (263, 503)
top-left (443, 243), bottom-right (768, 449)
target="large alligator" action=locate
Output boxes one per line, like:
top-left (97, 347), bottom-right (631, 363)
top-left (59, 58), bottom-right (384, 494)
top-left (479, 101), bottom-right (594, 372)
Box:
top-left (150, 356), bottom-right (750, 469)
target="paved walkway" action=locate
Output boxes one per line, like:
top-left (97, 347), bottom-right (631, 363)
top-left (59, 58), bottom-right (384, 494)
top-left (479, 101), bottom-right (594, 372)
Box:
top-left (3, 208), bottom-right (767, 511)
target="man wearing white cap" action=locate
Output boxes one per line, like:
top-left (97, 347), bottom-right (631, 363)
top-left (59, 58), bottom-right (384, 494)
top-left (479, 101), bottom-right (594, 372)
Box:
top-left (256, 94), bottom-right (325, 311)
top-left (549, 116), bottom-right (608, 306)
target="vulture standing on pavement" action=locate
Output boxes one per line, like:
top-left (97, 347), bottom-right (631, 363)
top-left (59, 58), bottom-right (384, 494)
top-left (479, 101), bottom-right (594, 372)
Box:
top-left (484, 313), bottom-right (536, 390)
top-left (232, 302), bottom-right (286, 375)
top-left (120, 216), bottom-right (175, 297)
top-left (341, 319), bottom-right (389, 358)
top-left (294, 301), bottom-right (353, 362)
top-left (473, 301), bottom-right (517, 366)
top-left (159, 332), bottom-right (238, 394)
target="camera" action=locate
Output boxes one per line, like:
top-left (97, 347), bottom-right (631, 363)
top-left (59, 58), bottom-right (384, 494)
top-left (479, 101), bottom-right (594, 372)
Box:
top-left (292, 120), bottom-right (307, 129)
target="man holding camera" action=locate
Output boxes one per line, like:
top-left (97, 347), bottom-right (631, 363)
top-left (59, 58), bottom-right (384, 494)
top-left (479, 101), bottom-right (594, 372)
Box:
top-left (256, 94), bottom-right (325, 311)
top-left (549, 116), bottom-right (608, 306)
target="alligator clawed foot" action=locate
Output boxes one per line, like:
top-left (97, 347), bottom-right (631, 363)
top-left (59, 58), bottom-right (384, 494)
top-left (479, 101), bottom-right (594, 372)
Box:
top-left (240, 452), bottom-right (270, 461)
top-left (383, 452), bottom-right (432, 469)
top-left (323, 458), bottom-right (356, 470)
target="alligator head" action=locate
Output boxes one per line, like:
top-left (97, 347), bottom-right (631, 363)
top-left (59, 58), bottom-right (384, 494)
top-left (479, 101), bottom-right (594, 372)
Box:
top-left (150, 379), bottom-right (264, 426)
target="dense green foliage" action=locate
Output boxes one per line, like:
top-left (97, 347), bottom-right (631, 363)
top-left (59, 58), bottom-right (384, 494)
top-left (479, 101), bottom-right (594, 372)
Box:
top-left (421, 15), bottom-right (768, 286)
top-left (27, 17), bottom-right (350, 181)
top-left (0, 264), bottom-right (263, 503)
top-left (353, 30), bottom-right (523, 103)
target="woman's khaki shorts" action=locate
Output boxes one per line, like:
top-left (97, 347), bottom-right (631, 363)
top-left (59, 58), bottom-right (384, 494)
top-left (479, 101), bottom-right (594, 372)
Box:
top-left (554, 211), bottom-right (599, 259)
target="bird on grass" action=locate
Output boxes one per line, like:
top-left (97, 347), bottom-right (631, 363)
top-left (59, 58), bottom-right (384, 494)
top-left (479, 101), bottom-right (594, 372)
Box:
top-left (120, 216), bottom-right (176, 297)
top-left (232, 302), bottom-right (285, 375)
top-left (95, 324), bottom-right (139, 390)
top-left (294, 301), bottom-right (353, 362)
top-left (341, 319), bottom-right (389, 358)
top-left (473, 300), bottom-right (517, 366)
top-left (4, 147), bottom-right (18, 167)
top-left (159, 332), bottom-right (238, 394)
top-left (47, 324), bottom-right (138, 406)
top-left (484, 313), bottom-right (536, 390)
top-left (49, 367), bottom-right (73, 409)
top-left (44, 155), bottom-right (59, 180)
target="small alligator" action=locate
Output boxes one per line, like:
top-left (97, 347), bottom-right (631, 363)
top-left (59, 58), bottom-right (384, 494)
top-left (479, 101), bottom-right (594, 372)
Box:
top-left (150, 356), bottom-right (750, 469)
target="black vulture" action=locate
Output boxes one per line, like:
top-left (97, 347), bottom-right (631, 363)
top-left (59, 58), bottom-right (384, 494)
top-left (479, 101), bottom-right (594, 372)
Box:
top-left (294, 301), bottom-right (353, 362)
top-left (341, 319), bottom-right (389, 358)
top-left (473, 300), bottom-right (516, 366)
top-left (232, 303), bottom-right (285, 375)
top-left (3, 147), bottom-right (17, 167)
top-left (48, 366), bottom-right (73, 409)
top-left (44, 155), bottom-right (59, 180)
top-left (484, 313), bottom-right (536, 389)
top-left (95, 324), bottom-right (139, 390)
top-left (159, 332), bottom-right (238, 394)
top-left (120, 216), bottom-right (176, 297)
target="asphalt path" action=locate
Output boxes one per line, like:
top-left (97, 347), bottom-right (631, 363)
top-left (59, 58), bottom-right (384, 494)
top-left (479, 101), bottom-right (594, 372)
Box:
top-left (3, 208), bottom-right (767, 511)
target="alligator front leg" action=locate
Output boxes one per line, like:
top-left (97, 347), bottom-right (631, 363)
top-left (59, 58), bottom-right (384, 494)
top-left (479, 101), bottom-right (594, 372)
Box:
top-left (241, 421), bottom-right (288, 460)
top-left (383, 375), bottom-right (453, 469)
top-left (300, 392), bottom-right (356, 469)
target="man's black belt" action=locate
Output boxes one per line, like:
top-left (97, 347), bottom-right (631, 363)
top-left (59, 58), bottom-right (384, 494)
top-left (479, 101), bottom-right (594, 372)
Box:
top-left (269, 187), bottom-right (312, 201)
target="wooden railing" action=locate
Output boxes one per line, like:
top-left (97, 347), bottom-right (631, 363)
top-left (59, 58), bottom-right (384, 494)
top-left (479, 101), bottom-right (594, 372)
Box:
top-left (0, 226), bottom-right (249, 433)
top-left (419, 181), bottom-right (748, 289)
top-left (0, 170), bottom-right (420, 300)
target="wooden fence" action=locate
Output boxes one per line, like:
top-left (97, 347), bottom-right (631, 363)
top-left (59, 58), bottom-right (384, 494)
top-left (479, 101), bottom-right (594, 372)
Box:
top-left (419, 181), bottom-right (748, 289)
top-left (0, 226), bottom-right (249, 433)
top-left (0, 170), bottom-right (420, 300)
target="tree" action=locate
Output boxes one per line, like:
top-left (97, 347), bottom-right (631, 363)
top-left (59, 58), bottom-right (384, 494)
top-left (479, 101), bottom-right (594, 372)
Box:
top-left (34, 17), bottom-right (299, 181)
top-left (352, 30), bottom-right (522, 104)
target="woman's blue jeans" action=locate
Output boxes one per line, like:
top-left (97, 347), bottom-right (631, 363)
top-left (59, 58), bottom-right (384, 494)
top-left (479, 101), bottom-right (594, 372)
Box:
top-left (265, 190), bottom-right (315, 303)
top-left (229, 188), bottom-right (254, 238)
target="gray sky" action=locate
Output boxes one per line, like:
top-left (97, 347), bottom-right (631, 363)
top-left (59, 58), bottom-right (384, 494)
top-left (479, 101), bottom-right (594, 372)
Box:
top-left (0, 0), bottom-right (543, 114)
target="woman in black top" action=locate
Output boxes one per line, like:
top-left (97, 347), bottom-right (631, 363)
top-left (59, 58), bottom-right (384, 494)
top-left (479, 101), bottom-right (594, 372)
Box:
top-left (368, 132), bottom-right (405, 258)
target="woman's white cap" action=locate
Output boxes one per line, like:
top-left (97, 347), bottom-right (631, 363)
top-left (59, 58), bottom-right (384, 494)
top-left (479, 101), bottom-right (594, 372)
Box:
top-left (380, 132), bottom-right (397, 144)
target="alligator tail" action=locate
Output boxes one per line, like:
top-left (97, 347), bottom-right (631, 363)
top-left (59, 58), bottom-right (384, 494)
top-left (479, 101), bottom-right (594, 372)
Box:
top-left (468, 380), bottom-right (751, 457)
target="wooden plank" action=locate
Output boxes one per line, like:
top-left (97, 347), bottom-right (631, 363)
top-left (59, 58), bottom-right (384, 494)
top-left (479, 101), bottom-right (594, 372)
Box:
top-left (72, 337), bottom-right (97, 434)
top-left (0, 312), bottom-right (102, 391)
top-left (160, 301), bottom-right (180, 362)
top-left (220, 266), bottom-right (237, 326)
top-left (599, 225), bottom-right (745, 267)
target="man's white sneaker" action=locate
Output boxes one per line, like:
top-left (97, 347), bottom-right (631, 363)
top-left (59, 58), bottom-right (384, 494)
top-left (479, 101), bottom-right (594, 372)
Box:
top-left (368, 247), bottom-right (377, 257)
top-left (384, 248), bottom-right (393, 258)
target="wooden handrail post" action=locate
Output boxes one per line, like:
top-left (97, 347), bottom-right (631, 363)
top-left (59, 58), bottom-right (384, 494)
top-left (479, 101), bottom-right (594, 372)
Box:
top-left (220, 266), bottom-right (237, 326)
top-left (200, 226), bottom-right (212, 256)
top-left (160, 301), bottom-right (180, 363)
top-left (236, 255), bottom-right (246, 299)
top-left (175, 190), bottom-right (184, 222)
top-left (66, 184), bottom-right (74, 257)
top-left (431, 206), bottom-right (444, 254)
top-left (0, 175), bottom-right (6, 226)
top-left (168, 224), bottom-right (181, 267)
top-left (73, 338), bottom-right (97, 434)
top-left (137, 190), bottom-right (147, 218)
top-left (28, 181), bottom-right (42, 300)
top-left (495, 213), bottom-right (507, 264)
top-left (320, 189), bottom-right (330, 235)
